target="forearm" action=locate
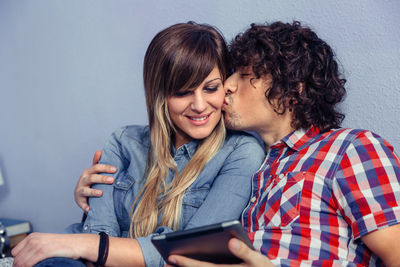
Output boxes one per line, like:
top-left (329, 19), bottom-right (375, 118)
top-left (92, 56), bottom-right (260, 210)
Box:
top-left (105, 236), bottom-right (145, 267)
top-left (361, 223), bottom-right (400, 267)
top-left (74, 234), bottom-right (145, 267)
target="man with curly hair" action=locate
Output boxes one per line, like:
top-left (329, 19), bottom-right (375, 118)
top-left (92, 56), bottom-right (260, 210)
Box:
top-left (168, 21), bottom-right (400, 266)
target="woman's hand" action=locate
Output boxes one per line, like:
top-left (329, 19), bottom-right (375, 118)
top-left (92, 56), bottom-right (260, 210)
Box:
top-left (74, 150), bottom-right (117, 213)
top-left (11, 233), bottom-right (97, 267)
top-left (165, 238), bottom-right (274, 267)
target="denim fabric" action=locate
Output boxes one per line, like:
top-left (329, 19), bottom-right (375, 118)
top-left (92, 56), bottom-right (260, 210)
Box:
top-left (68, 125), bottom-right (265, 267)
top-left (34, 257), bottom-right (85, 267)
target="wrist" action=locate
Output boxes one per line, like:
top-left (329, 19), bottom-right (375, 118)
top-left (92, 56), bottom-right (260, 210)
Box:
top-left (73, 233), bottom-right (102, 262)
top-left (95, 232), bottom-right (109, 266)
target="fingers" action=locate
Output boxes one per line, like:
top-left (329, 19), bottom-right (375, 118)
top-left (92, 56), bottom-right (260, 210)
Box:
top-left (84, 164), bottom-right (117, 177)
top-left (76, 184), bottom-right (103, 198)
top-left (168, 255), bottom-right (217, 267)
top-left (228, 238), bottom-right (275, 267)
top-left (80, 174), bottom-right (115, 187)
top-left (75, 193), bottom-right (91, 213)
top-left (74, 150), bottom-right (117, 213)
top-left (74, 174), bottom-right (112, 212)
top-left (92, 150), bottom-right (102, 165)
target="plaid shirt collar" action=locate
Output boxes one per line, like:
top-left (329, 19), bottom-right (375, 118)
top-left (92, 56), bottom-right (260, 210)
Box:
top-left (270, 126), bottom-right (322, 152)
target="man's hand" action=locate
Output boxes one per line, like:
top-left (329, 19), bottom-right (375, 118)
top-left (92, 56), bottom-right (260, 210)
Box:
top-left (165, 238), bottom-right (274, 267)
top-left (74, 150), bottom-right (117, 213)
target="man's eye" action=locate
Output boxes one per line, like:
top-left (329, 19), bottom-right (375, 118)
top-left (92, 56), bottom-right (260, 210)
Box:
top-left (240, 73), bottom-right (250, 77)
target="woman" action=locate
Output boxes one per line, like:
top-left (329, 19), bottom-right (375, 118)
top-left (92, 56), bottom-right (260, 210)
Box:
top-left (11, 22), bottom-right (264, 267)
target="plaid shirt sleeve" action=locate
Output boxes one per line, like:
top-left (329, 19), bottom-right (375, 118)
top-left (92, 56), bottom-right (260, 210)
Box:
top-left (270, 258), bottom-right (364, 267)
top-left (333, 130), bottom-right (400, 239)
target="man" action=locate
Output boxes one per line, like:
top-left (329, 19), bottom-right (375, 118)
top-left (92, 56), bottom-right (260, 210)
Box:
top-left (166, 21), bottom-right (400, 266)
top-left (77, 21), bottom-right (400, 266)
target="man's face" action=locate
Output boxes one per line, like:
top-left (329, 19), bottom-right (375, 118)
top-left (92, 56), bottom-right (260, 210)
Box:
top-left (223, 66), bottom-right (291, 143)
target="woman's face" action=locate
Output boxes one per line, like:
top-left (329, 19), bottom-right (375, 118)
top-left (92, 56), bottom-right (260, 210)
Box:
top-left (167, 66), bottom-right (225, 149)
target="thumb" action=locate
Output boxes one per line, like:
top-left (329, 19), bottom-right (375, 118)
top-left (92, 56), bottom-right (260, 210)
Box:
top-left (92, 150), bottom-right (102, 165)
top-left (228, 238), bottom-right (274, 266)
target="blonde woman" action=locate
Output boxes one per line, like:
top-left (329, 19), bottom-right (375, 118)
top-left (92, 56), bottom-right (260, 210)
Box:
top-left (11, 22), bottom-right (264, 267)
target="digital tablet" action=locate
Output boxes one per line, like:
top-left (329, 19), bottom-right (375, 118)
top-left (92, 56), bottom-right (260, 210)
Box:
top-left (151, 220), bottom-right (253, 264)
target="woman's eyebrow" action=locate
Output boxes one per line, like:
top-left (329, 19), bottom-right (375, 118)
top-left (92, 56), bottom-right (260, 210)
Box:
top-left (204, 77), bottom-right (222, 84)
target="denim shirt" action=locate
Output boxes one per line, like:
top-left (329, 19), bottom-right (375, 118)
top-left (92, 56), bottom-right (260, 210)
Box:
top-left (78, 125), bottom-right (264, 266)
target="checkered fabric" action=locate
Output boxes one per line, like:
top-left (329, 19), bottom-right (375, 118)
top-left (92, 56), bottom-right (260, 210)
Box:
top-left (242, 127), bottom-right (400, 266)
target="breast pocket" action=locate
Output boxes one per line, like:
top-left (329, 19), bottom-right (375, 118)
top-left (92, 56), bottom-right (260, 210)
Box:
top-left (181, 186), bottom-right (210, 225)
top-left (264, 172), bottom-right (305, 228)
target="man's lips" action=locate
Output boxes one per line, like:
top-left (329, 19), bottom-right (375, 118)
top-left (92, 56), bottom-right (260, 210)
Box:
top-left (222, 100), bottom-right (229, 111)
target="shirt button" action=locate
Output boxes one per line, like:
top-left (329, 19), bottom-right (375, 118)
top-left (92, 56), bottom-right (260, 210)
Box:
top-left (116, 181), bottom-right (120, 185)
top-left (250, 196), bottom-right (257, 203)
top-left (83, 225), bottom-right (88, 231)
top-left (279, 173), bottom-right (284, 179)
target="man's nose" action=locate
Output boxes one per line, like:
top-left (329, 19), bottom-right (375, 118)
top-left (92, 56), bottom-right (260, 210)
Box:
top-left (224, 73), bottom-right (238, 95)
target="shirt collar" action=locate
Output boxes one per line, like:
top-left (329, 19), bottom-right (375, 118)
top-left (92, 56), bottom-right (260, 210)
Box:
top-left (171, 139), bottom-right (199, 159)
top-left (271, 126), bottom-right (321, 152)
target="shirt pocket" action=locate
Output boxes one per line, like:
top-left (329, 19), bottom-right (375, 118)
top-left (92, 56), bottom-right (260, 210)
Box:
top-left (264, 171), bottom-right (305, 229)
top-left (181, 185), bottom-right (210, 225)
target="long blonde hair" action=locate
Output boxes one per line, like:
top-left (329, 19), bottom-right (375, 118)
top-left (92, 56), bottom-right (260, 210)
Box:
top-left (129, 22), bottom-right (230, 237)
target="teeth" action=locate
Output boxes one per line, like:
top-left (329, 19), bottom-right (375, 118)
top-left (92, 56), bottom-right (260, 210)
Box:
top-left (190, 116), bottom-right (208, 121)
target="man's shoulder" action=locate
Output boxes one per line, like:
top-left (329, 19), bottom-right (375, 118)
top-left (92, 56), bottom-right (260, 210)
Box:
top-left (323, 128), bottom-right (388, 144)
top-left (298, 128), bottom-right (372, 156)
top-left (312, 127), bottom-right (396, 158)
top-left (319, 127), bottom-right (371, 143)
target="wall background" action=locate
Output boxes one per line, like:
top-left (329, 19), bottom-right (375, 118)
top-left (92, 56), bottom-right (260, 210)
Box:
top-left (0, 0), bottom-right (399, 232)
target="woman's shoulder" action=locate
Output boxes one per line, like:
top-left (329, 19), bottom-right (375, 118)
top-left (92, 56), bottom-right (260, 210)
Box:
top-left (110, 125), bottom-right (151, 147)
top-left (221, 130), bottom-right (265, 163)
top-left (224, 130), bottom-right (263, 147)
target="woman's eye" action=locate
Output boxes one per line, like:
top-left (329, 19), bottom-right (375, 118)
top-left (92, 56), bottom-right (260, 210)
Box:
top-left (174, 91), bottom-right (191, 97)
top-left (240, 73), bottom-right (250, 77)
top-left (204, 86), bottom-right (218, 92)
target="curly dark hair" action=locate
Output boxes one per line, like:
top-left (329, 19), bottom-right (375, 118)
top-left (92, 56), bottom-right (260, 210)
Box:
top-left (229, 21), bottom-right (346, 132)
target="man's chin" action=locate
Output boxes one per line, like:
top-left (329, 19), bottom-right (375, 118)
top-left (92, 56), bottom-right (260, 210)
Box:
top-left (223, 118), bottom-right (240, 130)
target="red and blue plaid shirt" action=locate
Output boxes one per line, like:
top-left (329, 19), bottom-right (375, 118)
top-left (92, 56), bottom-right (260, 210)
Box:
top-left (242, 127), bottom-right (400, 266)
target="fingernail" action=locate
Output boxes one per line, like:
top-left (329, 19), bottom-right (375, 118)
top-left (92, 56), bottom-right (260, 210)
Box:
top-left (96, 190), bottom-right (102, 195)
top-left (231, 239), bottom-right (241, 252)
top-left (169, 256), bottom-right (176, 264)
top-left (106, 177), bottom-right (114, 183)
top-left (110, 167), bottom-right (117, 172)
top-left (86, 207), bottom-right (90, 212)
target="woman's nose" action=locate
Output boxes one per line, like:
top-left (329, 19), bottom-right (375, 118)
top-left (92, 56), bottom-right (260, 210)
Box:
top-left (190, 92), bottom-right (207, 112)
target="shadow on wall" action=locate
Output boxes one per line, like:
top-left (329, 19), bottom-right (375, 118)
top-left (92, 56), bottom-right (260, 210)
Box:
top-left (0, 155), bottom-right (10, 203)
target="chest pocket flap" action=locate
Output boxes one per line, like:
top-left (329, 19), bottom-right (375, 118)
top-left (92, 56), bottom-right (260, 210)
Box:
top-left (264, 172), bottom-right (305, 228)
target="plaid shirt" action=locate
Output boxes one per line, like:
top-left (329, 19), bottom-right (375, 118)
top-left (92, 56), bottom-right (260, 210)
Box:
top-left (242, 127), bottom-right (400, 266)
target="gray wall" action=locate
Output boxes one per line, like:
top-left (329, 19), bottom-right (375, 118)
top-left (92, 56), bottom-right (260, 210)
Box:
top-left (0, 0), bottom-right (399, 232)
